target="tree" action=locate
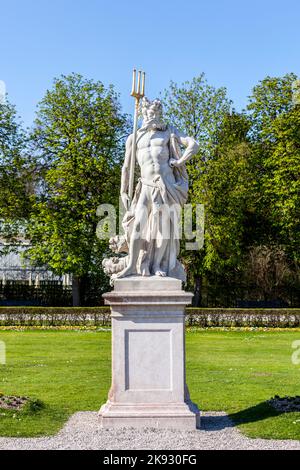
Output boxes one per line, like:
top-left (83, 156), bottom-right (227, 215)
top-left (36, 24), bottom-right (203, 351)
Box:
top-left (163, 75), bottom-right (231, 194)
top-left (245, 245), bottom-right (297, 301)
top-left (247, 73), bottom-right (300, 274)
top-left (26, 73), bottom-right (129, 305)
top-left (0, 97), bottom-right (32, 250)
top-left (247, 73), bottom-right (297, 141)
top-left (162, 76), bottom-right (258, 301)
top-left (162, 74), bottom-right (231, 157)
top-left (262, 106), bottom-right (300, 264)
top-left (196, 113), bottom-right (255, 279)
top-left (162, 75), bottom-right (233, 301)
top-left (184, 112), bottom-right (256, 305)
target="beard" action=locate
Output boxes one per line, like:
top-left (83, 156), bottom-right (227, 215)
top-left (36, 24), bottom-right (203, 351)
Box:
top-left (141, 116), bottom-right (167, 131)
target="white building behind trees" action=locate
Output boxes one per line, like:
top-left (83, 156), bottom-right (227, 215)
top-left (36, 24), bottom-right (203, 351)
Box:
top-left (0, 239), bottom-right (71, 286)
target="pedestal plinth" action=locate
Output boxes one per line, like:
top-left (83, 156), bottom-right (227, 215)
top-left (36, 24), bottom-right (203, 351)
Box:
top-left (99, 276), bottom-right (200, 429)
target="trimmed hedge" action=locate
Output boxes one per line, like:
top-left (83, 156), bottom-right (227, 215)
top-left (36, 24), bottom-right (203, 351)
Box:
top-left (185, 308), bottom-right (300, 328)
top-left (0, 307), bottom-right (300, 328)
top-left (0, 307), bottom-right (111, 327)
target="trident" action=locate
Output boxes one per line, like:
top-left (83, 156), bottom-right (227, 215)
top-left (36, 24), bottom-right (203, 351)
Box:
top-left (128, 69), bottom-right (146, 203)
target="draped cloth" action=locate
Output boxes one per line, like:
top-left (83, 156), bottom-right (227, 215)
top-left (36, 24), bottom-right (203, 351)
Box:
top-left (122, 126), bottom-right (188, 281)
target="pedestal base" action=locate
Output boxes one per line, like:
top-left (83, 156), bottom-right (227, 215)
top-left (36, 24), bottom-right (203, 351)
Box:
top-left (99, 400), bottom-right (200, 430)
top-left (99, 276), bottom-right (200, 430)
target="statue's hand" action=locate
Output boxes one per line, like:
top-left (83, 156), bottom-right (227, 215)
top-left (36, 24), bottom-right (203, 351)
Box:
top-left (169, 158), bottom-right (180, 168)
top-left (121, 192), bottom-right (130, 211)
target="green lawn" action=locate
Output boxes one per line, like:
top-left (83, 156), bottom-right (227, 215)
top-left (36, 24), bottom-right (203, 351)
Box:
top-left (0, 329), bottom-right (299, 440)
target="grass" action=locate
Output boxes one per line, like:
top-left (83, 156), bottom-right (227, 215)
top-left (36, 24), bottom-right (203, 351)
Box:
top-left (186, 329), bottom-right (300, 440)
top-left (0, 329), bottom-right (299, 439)
top-left (0, 330), bottom-right (111, 437)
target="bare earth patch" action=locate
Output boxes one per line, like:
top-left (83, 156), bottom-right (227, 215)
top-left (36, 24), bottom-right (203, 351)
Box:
top-left (0, 395), bottom-right (29, 411)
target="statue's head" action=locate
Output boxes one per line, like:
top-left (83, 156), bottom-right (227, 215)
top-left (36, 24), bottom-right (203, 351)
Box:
top-left (140, 97), bottom-right (166, 130)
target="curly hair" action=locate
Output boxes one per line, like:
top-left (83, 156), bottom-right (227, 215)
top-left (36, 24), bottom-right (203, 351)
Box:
top-left (141, 97), bottom-right (163, 118)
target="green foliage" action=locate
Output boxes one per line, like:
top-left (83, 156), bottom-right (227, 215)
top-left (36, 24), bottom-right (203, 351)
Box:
top-left (162, 74), bottom-right (231, 158)
top-left (26, 74), bottom-right (129, 301)
top-left (162, 75), bottom-right (236, 288)
top-left (164, 73), bottom-right (299, 299)
top-left (185, 109), bottom-right (254, 287)
top-left (247, 73), bottom-right (297, 140)
top-left (0, 98), bottom-right (32, 248)
top-left (198, 113), bottom-right (254, 276)
top-left (246, 74), bottom-right (300, 282)
top-left (262, 107), bottom-right (300, 261)
top-left (162, 75), bottom-right (231, 199)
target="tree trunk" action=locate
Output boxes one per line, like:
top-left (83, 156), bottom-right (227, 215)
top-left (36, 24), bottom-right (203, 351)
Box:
top-left (72, 274), bottom-right (89, 306)
top-left (193, 275), bottom-right (202, 307)
top-left (72, 276), bottom-right (81, 306)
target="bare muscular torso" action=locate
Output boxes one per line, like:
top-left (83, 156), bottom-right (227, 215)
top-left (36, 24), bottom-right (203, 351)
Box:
top-left (136, 128), bottom-right (175, 184)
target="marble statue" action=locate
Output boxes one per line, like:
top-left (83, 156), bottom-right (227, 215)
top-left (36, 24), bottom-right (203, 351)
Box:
top-left (103, 96), bottom-right (199, 283)
top-left (100, 72), bottom-right (201, 430)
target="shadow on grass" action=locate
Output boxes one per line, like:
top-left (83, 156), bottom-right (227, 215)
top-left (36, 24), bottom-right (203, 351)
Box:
top-left (203, 400), bottom-right (292, 431)
top-left (228, 401), bottom-right (280, 427)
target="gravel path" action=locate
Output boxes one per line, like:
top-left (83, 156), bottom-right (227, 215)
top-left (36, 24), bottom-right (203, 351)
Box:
top-left (0, 411), bottom-right (299, 450)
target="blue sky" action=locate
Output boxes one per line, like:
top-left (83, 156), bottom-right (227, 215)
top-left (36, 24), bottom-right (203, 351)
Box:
top-left (1, 0), bottom-right (299, 127)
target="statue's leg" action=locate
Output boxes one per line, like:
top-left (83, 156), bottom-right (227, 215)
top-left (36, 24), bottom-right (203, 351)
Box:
top-left (152, 206), bottom-right (169, 276)
top-left (152, 239), bottom-right (168, 276)
top-left (116, 186), bottom-right (150, 278)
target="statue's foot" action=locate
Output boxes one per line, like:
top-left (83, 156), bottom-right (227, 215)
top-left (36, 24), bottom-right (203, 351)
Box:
top-left (153, 267), bottom-right (167, 277)
top-left (140, 266), bottom-right (151, 276)
top-left (115, 265), bottom-right (137, 278)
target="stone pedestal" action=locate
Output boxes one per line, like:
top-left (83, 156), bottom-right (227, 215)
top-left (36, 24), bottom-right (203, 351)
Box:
top-left (99, 276), bottom-right (200, 429)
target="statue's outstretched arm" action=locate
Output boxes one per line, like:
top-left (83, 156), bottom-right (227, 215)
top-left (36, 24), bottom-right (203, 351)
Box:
top-left (120, 134), bottom-right (133, 210)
